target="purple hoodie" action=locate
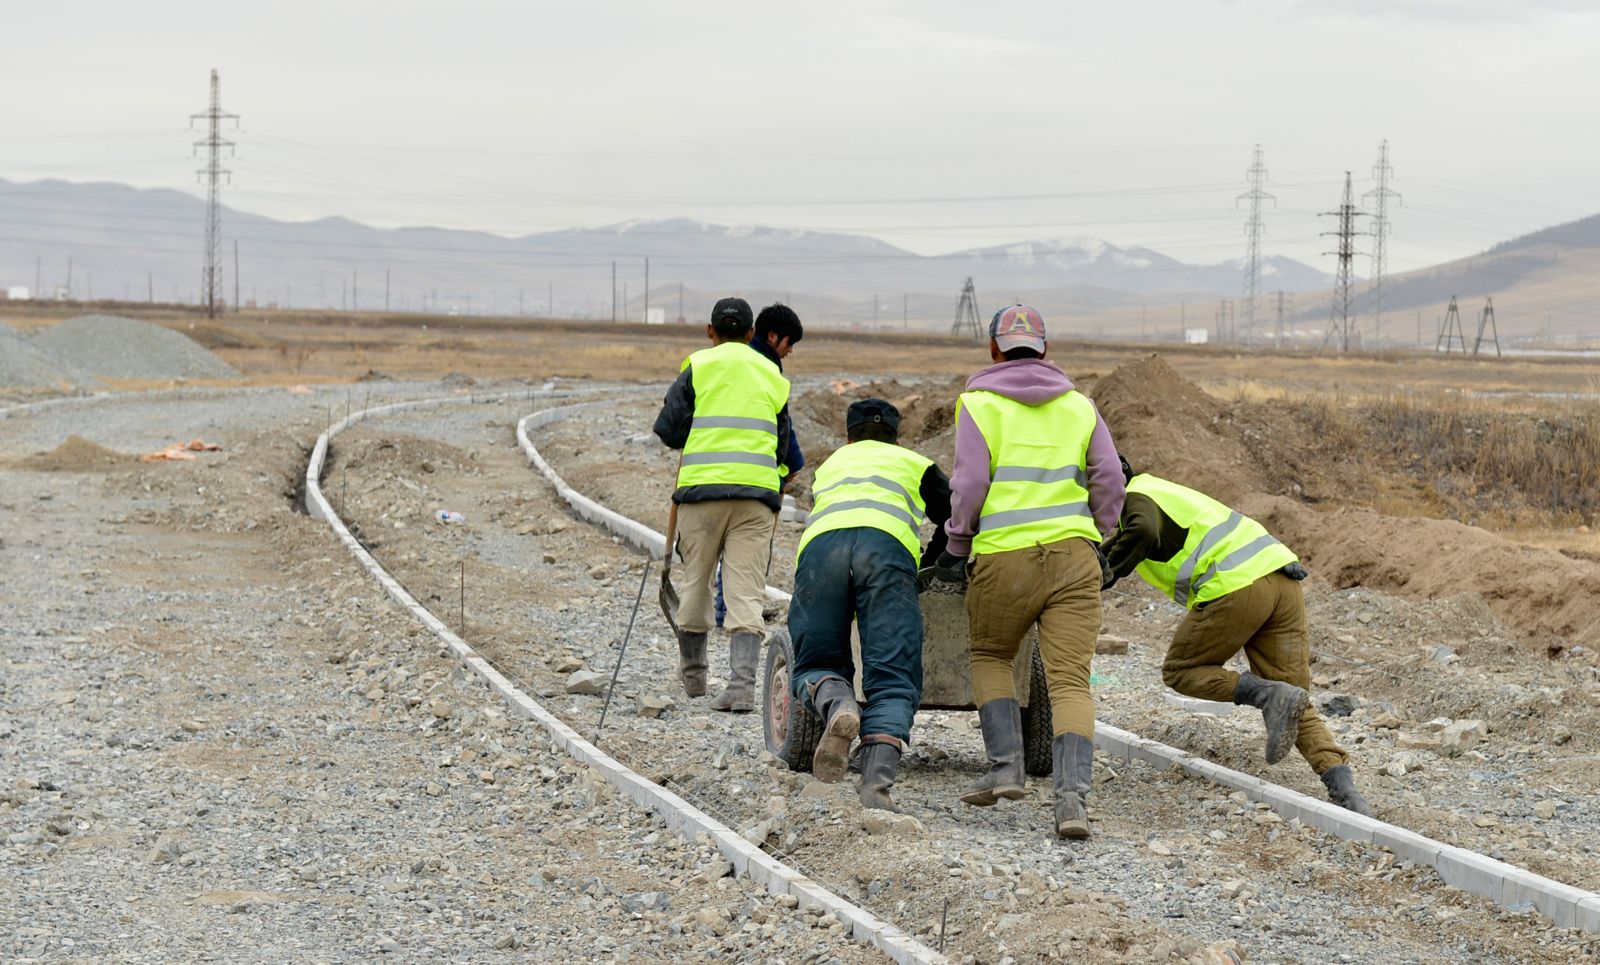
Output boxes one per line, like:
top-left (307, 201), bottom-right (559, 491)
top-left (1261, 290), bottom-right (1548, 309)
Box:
top-left (944, 358), bottom-right (1125, 556)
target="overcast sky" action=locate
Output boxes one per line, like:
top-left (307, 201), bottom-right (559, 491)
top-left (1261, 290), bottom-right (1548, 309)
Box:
top-left (4, 0), bottom-right (1599, 271)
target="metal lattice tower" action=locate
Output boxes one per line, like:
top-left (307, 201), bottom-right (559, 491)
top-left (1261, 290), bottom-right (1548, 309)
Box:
top-left (1320, 172), bottom-right (1368, 352)
top-left (951, 277), bottom-right (982, 338)
top-left (1473, 297), bottom-right (1502, 357)
top-left (1237, 144), bottom-right (1275, 342)
top-left (1436, 295), bottom-right (1468, 354)
top-left (1273, 290), bottom-right (1292, 349)
top-left (1362, 140), bottom-right (1402, 344)
top-left (190, 69), bottom-right (238, 318)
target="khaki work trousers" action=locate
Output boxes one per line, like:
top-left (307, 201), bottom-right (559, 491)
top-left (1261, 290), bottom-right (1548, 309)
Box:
top-left (674, 499), bottom-right (776, 637)
top-left (1163, 572), bottom-right (1348, 774)
top-left (967, 536), bottom-right (1102, 740)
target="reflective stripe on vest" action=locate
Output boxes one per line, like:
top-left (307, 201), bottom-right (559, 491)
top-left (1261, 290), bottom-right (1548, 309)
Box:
top-left (1124, 474), bottom-right (1298, 609)
top-left (676, 340), bottom-right (791, 493)
top-left (959, 389), bottom-right (1099, 555)
top-left (797, 440), bottom-right (933, 564)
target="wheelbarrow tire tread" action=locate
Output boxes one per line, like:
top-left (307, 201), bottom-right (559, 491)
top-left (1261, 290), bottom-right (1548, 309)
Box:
top-left (1020, 642), bottom-right (1054, 777)
top-left (762, 628), bottom-right (823, 772)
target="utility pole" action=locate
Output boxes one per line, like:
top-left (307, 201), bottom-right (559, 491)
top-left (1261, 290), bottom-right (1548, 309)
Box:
top-left (1473, 297), bottom-right (1502, 357)
top-left (148, 272), bottom-right (154, 304)
top-left (1363, 139), bottom-right (1402, 345)
top-left (643, 257), bottom-right (650, 323)
top-left (189, 69), bottom-right (238, 319)
top-left (35, 256), bottom-right (40, 299)
top-left (873, 294), bottom-right (879, 327)
top-left (1436, 295), bottom-right (1468, 353)
top-left (233, 240), bottom-right (240, 312)
top-left (1273, 290), bottom-right (1291, 349)
top-left (903, 292), bottom-right (908, 330)
top-left (353, 270), bottom-right (358, 311)
top-left (611, 262), bottom-right (617, 322)
top-left (66, 257), bottom-right (72, 299)
top-left (1320, 172), bottom-right (1368, 352)
top-left (1237, 144), bottom-right (1274, 343)
top-left (549, 281), bottom-right (554, 318)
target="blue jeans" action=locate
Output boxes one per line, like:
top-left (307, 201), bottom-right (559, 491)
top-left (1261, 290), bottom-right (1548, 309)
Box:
top-left (789, 528), bottom-right (923, 743)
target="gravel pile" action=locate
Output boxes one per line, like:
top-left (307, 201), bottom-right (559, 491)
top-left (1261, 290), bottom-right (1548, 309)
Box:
top-left (0, 322), bottom-right (98, 390)
top-left (30, 314), bottom-right (239, 381)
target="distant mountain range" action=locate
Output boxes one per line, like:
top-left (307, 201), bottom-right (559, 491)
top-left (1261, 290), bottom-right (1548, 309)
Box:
top-left (3, 175), bottom-right (1595, 340)
top-left (0, 176), bottom-right (1330, 324)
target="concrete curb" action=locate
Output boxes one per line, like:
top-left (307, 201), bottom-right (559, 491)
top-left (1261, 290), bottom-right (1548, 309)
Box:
top-left (312, 395), bottom-right (947, 965)
top-left (518, 404), bottom-right (1600, 938)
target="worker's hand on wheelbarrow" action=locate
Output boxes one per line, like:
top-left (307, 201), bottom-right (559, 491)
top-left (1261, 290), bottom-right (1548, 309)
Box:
top-left (1096, 545), bottom-right (1117, 591)
top-left (931, 550), bottom-right (969, 586)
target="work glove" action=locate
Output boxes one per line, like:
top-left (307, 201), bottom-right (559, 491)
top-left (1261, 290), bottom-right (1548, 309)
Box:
top-left (1096, 545), bottom-right (1117, 591)
top-left (1281, 561), bottom-right (1308, 581)
top-left (931, 550), bottom-right (968, 585)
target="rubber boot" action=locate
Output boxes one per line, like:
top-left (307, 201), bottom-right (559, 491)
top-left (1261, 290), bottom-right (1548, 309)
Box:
top-left (676, 629), bottom-right (708, 698)
top-left (858, 737), bottom-right (904, 813)
top-left (1052, 732), bottom-right (1094, 840)
top-left (709, 630), bottom-right (760, 713)
top-left (1321, 764), bottom-right (1374, 817)
top-left (960, 698), bottom-right (1027, 806)
top-left (809, 677), bottom-right (861, 784)
top-left (1233, 672), bottom-right (1309, 765)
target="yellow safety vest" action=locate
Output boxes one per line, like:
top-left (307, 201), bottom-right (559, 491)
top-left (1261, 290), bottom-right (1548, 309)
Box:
top-left (798, 440), bottom-right (934, 564)
top-left (1125, 474), bottom-right (1298, 609)
top-left (959, 389), bottom-right (1100, 555)
top-left (676, 340), bottom-right (791, 493)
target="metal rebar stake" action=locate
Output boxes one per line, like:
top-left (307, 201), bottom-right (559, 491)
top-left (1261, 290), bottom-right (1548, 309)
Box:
top-left (939, 897), bottom-right (949, 952)
top-left (595, 560), bottom-right (651, 742)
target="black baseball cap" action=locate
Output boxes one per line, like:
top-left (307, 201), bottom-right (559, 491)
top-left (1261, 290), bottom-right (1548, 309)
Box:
top-left (710, 297), bottom-right (754, 334)
top-left (846, 398), bottom-right (901, 436)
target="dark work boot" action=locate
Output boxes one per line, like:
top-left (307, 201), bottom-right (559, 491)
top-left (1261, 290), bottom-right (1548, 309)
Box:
top-left (1052, 732), bottom-right (1095, 840)
top-left (960, 698), bottom-right (1027, 806)
top-left (1233, 672), bottom-right (1309, 765)
top-left (710, 631), bottom-right (760, 713)
top-left (858, 737), bottom-right (904, 813)
top-left (676, 629), bottom-right (708, 698)
top-left (1321, 764), bottom-right (1375, 817)
top-left (809, 677), bottom-right (861, 784)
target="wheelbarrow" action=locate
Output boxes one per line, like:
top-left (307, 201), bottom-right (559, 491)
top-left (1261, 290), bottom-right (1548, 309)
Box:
top-left (760, 574), bottom-right (1053, 776)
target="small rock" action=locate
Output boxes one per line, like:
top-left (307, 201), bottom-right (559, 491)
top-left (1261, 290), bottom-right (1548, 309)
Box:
top-left (493, 930), bottom-right (520, 950)
top-left (1440, 719), bottom-right (1487, 757)
top-left (1550, 725), bottom-right (1573, 746)
top-left (566, 670), bottom-right (605, 696)
top-left (623, 892), bottom-right (670, 914)
top-left (1533, 800), bottom-right (1558, 819)
top-left (861, 811), bottom-right (924, 836)
top-left (637, 695), bottom-right (674, 718)
top-left (1473, 815), bottom-right (1500, 828)
top-left (1148, 840), bottom-right (1173, 856)
top-left (428, 699), bottom-right (452, 719)
top-left (1335, 634), bottom-right (1358, 646)
top-left (424, 782), bottom-right (443, 797)
top-left (798, 782), bottom-right (834, 801)
top-left (550, 654), bottom-right (584, 674)
top-left (588, 564), bottom-right (608, 580)
top-left (1430, 646), bottom-right (1459, 665)
top-left (180, 719), bottom-right (206, 734)
top-left (1382, 753), bottom-right (1425, 777)
top-left (1319, 694), bottom-right (1360, 718)
top-left (541, 552), bottom-right (557, 564)
top-left (1095, 635), bottom-right (1129, 656)
top-left (1370, 712), bottom-right (1403, 730)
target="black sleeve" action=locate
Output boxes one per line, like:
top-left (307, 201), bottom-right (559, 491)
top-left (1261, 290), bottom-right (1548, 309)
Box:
top-left (1101, 492), bottom-right (1164, 581)
top-left (652, 367), bottom-right (695, 449)
top-left (776, 402), bottom-right (793, 478)
top-left (919, 463), bottom-right (953, 561)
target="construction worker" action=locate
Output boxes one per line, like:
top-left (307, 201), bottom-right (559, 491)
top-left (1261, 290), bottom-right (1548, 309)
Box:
top-left (652, 297), bottom-right (792, 712)
top-left (789, 398), bottom-right (951, 812)
top-left (1100, 458), bottom-right (1374, 816)
top-left (933, 305), bottom-right (1124, 839)
top-left (713, 303), bottom-right (806, 629)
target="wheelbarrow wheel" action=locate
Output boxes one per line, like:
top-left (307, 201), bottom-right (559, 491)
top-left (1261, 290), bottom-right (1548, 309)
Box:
top-left (1020, 642), bottom-right (1054, 777)
top-left (761, 628), bottom-right (822, 771)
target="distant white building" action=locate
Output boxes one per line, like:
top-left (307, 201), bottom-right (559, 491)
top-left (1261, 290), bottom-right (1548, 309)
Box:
top-left (1184, 327), bottom-right (1209, 344)
top-left (645, 307), bottom-right (666, 325)
top-left (4, 286), bottom-right (28, 300)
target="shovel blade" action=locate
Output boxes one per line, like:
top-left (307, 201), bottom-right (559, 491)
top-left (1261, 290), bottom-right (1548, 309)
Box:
top-left (658, 569), bottom-right (681, 634)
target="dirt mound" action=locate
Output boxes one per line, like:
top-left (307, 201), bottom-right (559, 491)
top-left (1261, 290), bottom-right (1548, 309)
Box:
top-left (1242, 493), bottom-right (1600, 647)
top-left (18, 435), bottom-right (132, 472)
top-left (1089, 354), bottom-right (1264, 504)
top-left (0, 322), bottom-right (99, 390)
top-left (31, 314), bottom-right (238, 381)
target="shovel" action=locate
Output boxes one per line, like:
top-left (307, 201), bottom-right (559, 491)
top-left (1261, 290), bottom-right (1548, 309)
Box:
top-left (659, 499), bottom-right (681, 632)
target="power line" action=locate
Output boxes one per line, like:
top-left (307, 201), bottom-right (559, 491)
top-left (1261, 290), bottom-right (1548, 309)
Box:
top-left (188, 68), bottom-right (238, 318)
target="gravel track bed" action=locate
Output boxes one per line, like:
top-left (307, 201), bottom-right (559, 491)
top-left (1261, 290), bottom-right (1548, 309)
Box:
top-left (2, 382), bottom-right (879, 964)
top-left (328, 393), bottom-right (1598, 963)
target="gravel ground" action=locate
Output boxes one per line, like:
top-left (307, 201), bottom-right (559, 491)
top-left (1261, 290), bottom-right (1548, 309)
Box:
top-left (323, 393), bottom-right (1599, 963)
top-left (29, 314), bottom-right (238, 381)
top-left (0, 381), bottom-right (878, 964)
